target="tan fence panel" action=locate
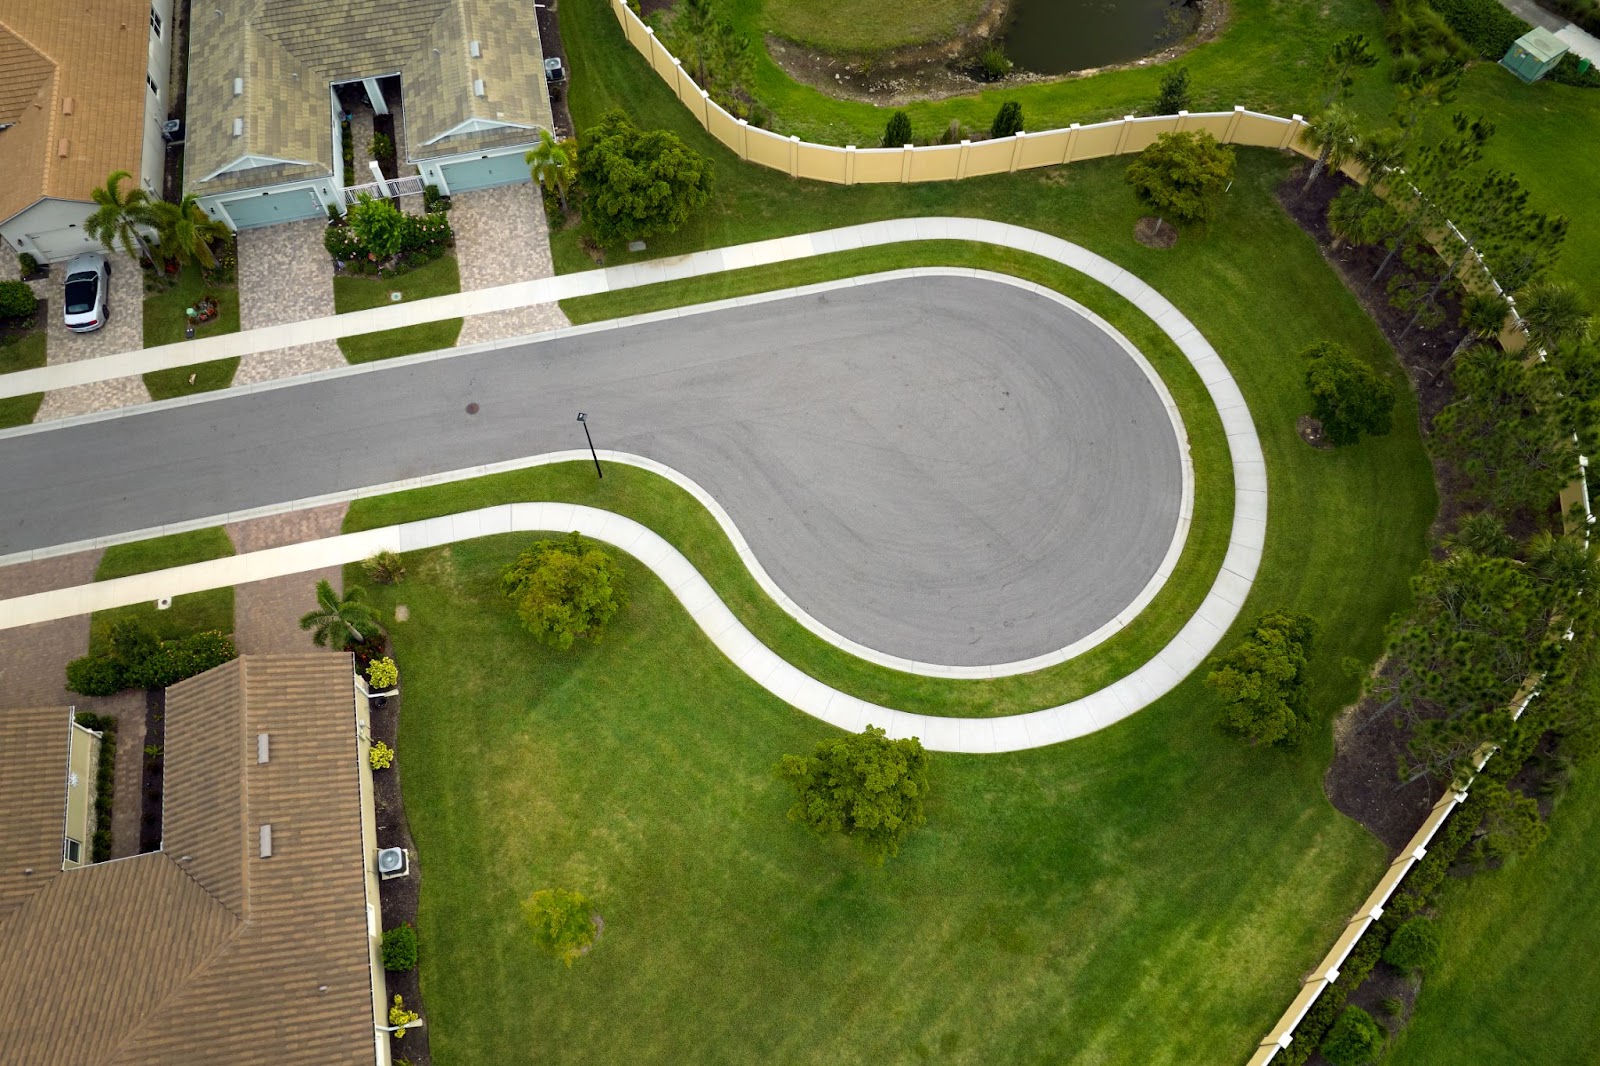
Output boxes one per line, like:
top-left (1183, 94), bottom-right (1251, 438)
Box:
top-left (853, 148), bottom-right (904, 183)
top-left (1019, 129), bottom-right (1071, 168)
top-left (1071, 122), bottom-right (1123, 160)
top-left (1231, 112), bottom-right (1299, 149)
top-left (965, 138), bottom-right (1015, 177)
top-left (1122, 115), bottom-right (1181, 153)
top-left (746, 127), bottom-right (792, 171)
top-left (1185, 112), bottom-right (1234, 141)
top-left (797, 142), bottom-right (849, 183)
top-left (705, 107), bottom-right (744, 155)
top-left (908, 144), bottom-right (962, 181)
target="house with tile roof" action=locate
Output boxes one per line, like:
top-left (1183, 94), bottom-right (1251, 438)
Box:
top-left (185, 0), bottom-right (555, 230)
top-left (0, 0), bottom-right (175, 262)
top-left (0, 654), bottom-right (401, 1065)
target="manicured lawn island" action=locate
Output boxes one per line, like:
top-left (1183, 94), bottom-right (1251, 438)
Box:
top-left (333, 252), bottom-right (463, 364)
top-left (89, 527), bottom-right (236, 652)
top-left (0, 327), bottom-right (46, 428)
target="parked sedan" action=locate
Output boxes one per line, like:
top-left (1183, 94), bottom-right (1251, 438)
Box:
top-left (62, 253), bottom-right (110, 333)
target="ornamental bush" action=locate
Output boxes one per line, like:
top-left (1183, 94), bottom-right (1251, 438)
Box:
top-left (65, 655), bottom-right (127, 696)
top-left (0, 278), bottom-right (35, 319)
top-left (500, 532), bottom-right (625, 650)
top-left (1303, 341), bottom-right (1396, 445)
top-left (64, 625), bottom-right (236, 695)
top-left (389, 994), bottom-right (419, 1038)
top-left (367, 656), bottom-right (398, 690)
top-left (523, 888), bottom-right (597, 966)
top-left (1320, 1005), bottom-right (1385, 1065)
top-left (382, 923), bottom-right (418, 972)
top-left (1383, 915), bottom-right (1442, 973)
top-left (777, 725), bottom-right (931, 864)
top-left (362, 549), bottom-right (407, 585)
top-left (989, 101), bottom-right (1023, 139)
top-left (1205, 611), bottom-right (1318, 746)
top-left (882, 110), bottom-right (912, 147)
top-left (577, 109), bottom-right (713, 245)
top-left (347, 195), bottom-right (405, 260)
top-left (369, 740), bottom-right (395, 770)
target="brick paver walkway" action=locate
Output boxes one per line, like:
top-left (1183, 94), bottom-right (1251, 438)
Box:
top-left (235, 219), bottom-right (344, 385)
top-left (451, 184), bottom-right (571, 346)
top-left (0, 550), bottom-right (100, 708)
top-left (105, 689), bottom-right (147, 859)
top-left (31, 252), bottom-right (149, 421)
top-left (228, 503), bottom-right (349, 655)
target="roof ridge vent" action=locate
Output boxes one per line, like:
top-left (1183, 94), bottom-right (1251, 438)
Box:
top-left (469, 40), bottom-right (481, 57)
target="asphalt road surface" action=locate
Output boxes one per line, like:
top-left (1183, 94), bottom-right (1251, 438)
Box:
top-left (0, 276), bottom-right (1184, 666)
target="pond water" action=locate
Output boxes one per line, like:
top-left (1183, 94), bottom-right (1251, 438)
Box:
top-left (1000, 0), bottom-right (1199, 74)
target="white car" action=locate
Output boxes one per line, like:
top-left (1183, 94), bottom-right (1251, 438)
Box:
top-left (62, 253), bottom-right (110, 333)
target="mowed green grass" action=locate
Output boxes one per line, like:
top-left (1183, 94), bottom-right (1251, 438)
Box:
top-left (333, 254), bottom-right (463, 364)
top-left (141, 262), bottom-right (242, 399)
top-left (367, 535), bottom-right (1388, 1065)
top-left (763, 0), bottom-right (986, 51)
top-left (1386, 759), bottom-right (1600, 1065)
top-left (90, 527), bottom-right (235, 653)
top-left (0, 328), bottom-right (46, 428)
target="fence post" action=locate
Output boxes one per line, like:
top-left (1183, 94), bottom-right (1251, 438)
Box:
top-left (696, 89), bottom-right (710, 127)
top-left (1280, 113), bottom-right (1305, 150)
top-left (788, 135), bottom-right (801, 178)
top-left (956, 139), bottom-right (971, 179)
top-left (1224, 105), bottom-right (1244, 144)
top-left (736, 118), bottom-right (749, 161)
top-left (1115, 116), bottom-right (1134, 155)
top-left (845, 145), bottom-right (857, 186)
top-left (900, 144), bottom-right (913, 183)
top-left (1009, 131), bottom-right (1025, 173)
top-left (1063, 122), bottom-right (1080, 164)
top-left (1175, 109), bottom-right (1189, 132)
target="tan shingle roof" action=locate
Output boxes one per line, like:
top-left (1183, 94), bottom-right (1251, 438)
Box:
top-left (0, 1), bottom-right (152, 223)
top-left (0, 656), bottom-right (377, 1065)
top-left (0, 706), bottom-right (72, 924)
top-left (187, 0), bottom-right (553, 193)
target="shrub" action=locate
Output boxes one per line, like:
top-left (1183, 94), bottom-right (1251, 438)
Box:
top-left (17, 252), bottom-right (39, 277)
top-left (777, 725), bottom-right (930, 864)
top-left (381, 923), bottom-right (419, 971)
top-left (0, 278), bottom-right (35, 319)
top-left (523, 888), bottom-right (597, 966)
top-left (362, 550), bottom-right (407, 585)
top-left (1549, 51), bottom-right (1600, 87)
top-left (1381, 995), bottom-right (1405, 1016)
top-left (500, 532), bottom-right (626, 649)
top-left (1320, 1005), bottom-right (1385, 1065)
top-left (389, 994), bottom-right (419, 1038)
top-left (65, 655), bottom-right (127, 696)
top-left (938, 118), bottom-right (964, 145)
top-left (324, 221), bottom-right (364, 262)
top-left (978, 44), bottom-right (1012, 80)
top-left (137, 630), bottom-right (237, 689)
top-left (347, 194), bottom-right (406, 260)
top-left (882, 110), bottom-right (912, 147)
top-left (369, 132), bottom-right (395, 161)
top-left (1303, 341), bottom-right (1396, 445)
top-left (369, 740), bottom-right (395, 770)
top-left (1125, 130), bottom-right (1235, 228)
top-left (578, 109), bottom-right (713, 245)
top-left (1384, 916), bottom-right (1442, 973)
top-left (1206, 611), bottom-right (1317, 745)
top-left (367, 656), bottom-right (398, 690)
top-left (1155, 66), bottom-right (1191, 113)
top-left (422, 183), bottom-right (452, 213)
top-left (989, 101), bottom-right (1023, 139)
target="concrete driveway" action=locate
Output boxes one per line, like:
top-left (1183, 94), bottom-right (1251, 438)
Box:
top-left (30, 252), bottom-right (149, 421)
top-left (0, 276), bottom-right (1184, 666)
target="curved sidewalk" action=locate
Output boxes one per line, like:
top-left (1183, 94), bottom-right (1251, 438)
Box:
top-left (0, 498), bottom-right (1242, 754)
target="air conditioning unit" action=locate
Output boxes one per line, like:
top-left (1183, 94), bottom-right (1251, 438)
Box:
top-left (377, 847), bottom-right (409, 880)
top-left (161, 118), bottom-right (184, 144)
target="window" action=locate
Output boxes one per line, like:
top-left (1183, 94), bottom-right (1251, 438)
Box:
top-left (150, 7), bottom-right (162, 36)
top-left (147, 74), bottom-right (159, 96)
top-left (63, 838), bottom-right (81, 865)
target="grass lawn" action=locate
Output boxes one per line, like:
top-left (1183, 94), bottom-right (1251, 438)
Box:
top-left (333, 254), bottom-right (463, 364)
top-left (1385, 759), bottom-right (1600, 1065)
top-left (0, 328), bottom-right (46, 428)
top-left (141, 261), bottom-right (242, 398)
top-left (610, 0), bottom-right (1395, 148)
top-left (366, 535), bottom-right (1388, 1064)
top-left (90, 527), bottom-right (235, 653)
top-left (763, 0), bottom-right (985, 51)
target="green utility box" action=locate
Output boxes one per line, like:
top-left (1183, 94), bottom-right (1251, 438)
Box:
top-left (1501, 27), bottom-right (1569, 83)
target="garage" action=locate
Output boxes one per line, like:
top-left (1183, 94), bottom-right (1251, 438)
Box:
top-left (22, 224), bottom-right (99, 261)
top-left (438, 153), bottom-right (531, 194)
top-left (219, 186), bottom-right (325, 229)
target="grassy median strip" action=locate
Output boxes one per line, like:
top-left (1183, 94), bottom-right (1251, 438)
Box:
top-left (334, 254), bottom-right (463, 364)
top-left (0, 329), bottom-right (46, 428)
top-left (90, 526), bottom-right (235, 652)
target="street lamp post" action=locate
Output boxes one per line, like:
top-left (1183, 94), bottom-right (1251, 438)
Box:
top-left (576, 412), bottom-right (602, 479)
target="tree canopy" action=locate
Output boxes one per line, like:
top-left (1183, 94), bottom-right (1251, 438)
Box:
top-left (1124, 131), bottom-right (1236, 228)
top-left (577, 109), bottom-right (714, 245)
top-left (776, 726), bottom-right (930, 864)
top-left (1303, 341), bottom-right (1396, 446)
top-left (499, 532), bottom-right (625, 649)
top-left (1206, 611), bottom-right (1318, 745)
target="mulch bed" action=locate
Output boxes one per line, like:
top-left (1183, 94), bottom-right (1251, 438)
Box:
top-left (1133, 217), bottom-right (1179, 249)
top-left (539, 0), bottom-right (574, 138)
top-left (371, 682), bottom-right (432, 1066)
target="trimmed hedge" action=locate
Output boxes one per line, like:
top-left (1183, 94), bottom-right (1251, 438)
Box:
top-left (1429, 0), bottom-right (1529, 58)
top-left (74, 712), bottom-right (118, 863)
top-left (65, 627), bottom-right (237, 696)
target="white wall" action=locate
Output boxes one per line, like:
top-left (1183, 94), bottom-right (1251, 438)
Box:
top-left (141, 0), bottom-right (175, 198)
top-left (0, 198), bottom-right (99, 262)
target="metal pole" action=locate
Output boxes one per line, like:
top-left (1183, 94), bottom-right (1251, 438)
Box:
top-left (577, 412), bottom-right (602, 479)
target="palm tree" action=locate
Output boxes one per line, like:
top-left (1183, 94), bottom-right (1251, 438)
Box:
top-left (1431, 291), bottom-right (1511, 382)
top-left (298, 579), bottom-right (385, 651)
top-left (146, 194), bottom-right (231, 270)
top-left (1518, 279), bottom-right (1593, 354)
top-left (1301, 103), bottom-right (1360, 192)
top-left (83, 170), bottom-right (155, 264)
top-left (526, 130), bottom-right (577, 213)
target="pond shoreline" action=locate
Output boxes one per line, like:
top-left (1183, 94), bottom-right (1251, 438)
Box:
top-left (766, 0), bottom-right (1228, 112)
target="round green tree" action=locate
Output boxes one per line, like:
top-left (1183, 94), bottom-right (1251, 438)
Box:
top-left (776, 725), bottom-right (931, 864)
top-left (499, 532), bottom-right (625, 650)
top-left (1124, 130), bottom-right (1236, 231)
top-left (523, 888), bottom-right (598, 967)
top-left (1302, 341), bottom-right (1396, 446)
top-left (347, 193), bottom-right (406, 260)
top-left (882, 110), bottom-right (912, 147)
top-left (577, 109), bottom-right (714, 246)
top-left (1320, 1005), bottom-right (1385, 1065)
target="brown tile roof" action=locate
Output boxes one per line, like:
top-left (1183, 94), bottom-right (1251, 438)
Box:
top-left (0, 656), bottom-right (378, 1065)
top-left (0, 0), bottom-right (153, 223)
top-left (0, 706), bottom-right (72, 924)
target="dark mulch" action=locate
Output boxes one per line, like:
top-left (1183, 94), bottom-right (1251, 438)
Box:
top-left (139, 689), bottom-right (166, 853)
top-left (539, 0), bottom-right (574, 138)
top-left (1325, 686), bottom-right (1445, 852)
top-left (1134, 216), bottom-right (1179, 249)
top-left (372, 683), bottom-right (432, 1066)
top-left (1344, 960), bottom-right (1422, 1044)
